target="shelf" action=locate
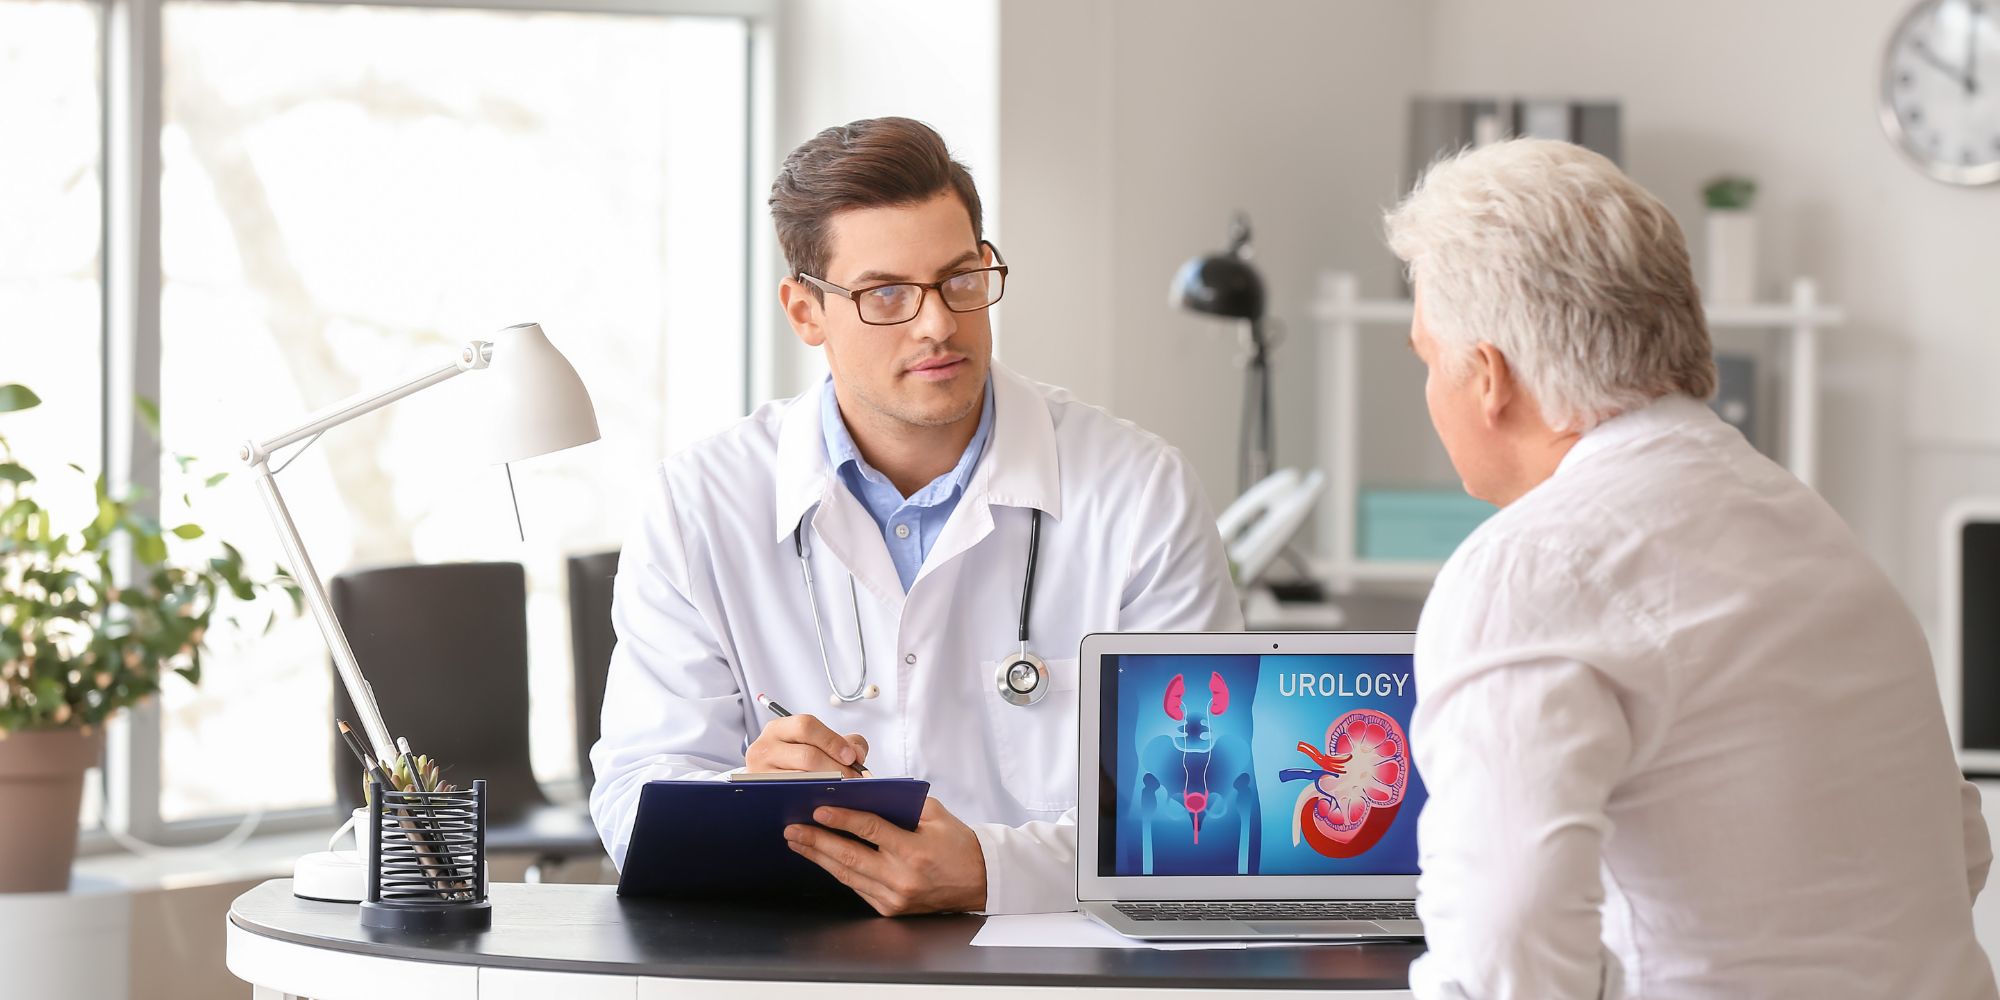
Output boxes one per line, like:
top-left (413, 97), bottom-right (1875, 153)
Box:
top-left (1332, 559), bottom-right (1447, 584)
top-left (1314, 297), bottom-right (1845, 329)
top-left (1312, 271), bottom-right (1841, 595)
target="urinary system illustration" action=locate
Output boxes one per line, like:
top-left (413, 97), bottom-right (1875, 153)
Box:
top-left (1135, 671), bottom-right (1256, 874)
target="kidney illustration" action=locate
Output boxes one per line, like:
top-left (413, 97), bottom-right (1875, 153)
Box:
top-left (1279, 708), bottom-right (1409, 859)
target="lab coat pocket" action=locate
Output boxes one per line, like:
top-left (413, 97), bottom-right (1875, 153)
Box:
top-left (980, 656), bottom-right (1081, 816)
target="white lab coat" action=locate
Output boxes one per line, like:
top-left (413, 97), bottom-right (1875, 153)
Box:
top-left (589, 362), bottom-right (1243, 914)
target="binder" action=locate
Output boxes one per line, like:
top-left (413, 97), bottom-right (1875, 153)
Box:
top-left (614, 776), bottom-right (930, 905)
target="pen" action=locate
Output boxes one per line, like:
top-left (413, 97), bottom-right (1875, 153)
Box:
top-left (756, 692), bottom-right (870, 776)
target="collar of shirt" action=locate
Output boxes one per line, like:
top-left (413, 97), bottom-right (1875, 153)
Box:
top-left (1554, 393), bottom-right (1717, 479)
top-left (820, 375), bottom-right (995, 506)
top-left (770, 358), bottom-right (1060, 537)
top-left (818, 375), bottom-right (995, 590)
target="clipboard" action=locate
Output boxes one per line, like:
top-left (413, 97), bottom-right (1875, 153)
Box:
top-left (615, 776), bottom-right (930, 904)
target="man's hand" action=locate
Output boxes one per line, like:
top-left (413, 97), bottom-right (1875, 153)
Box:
top-left (745, 714), bottom-right (869, 777)
top-left (784, 797), bottom-right (988, 915)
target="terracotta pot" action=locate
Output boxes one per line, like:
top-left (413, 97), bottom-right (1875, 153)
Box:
top-left (0, 726), bottom-right (103, 893)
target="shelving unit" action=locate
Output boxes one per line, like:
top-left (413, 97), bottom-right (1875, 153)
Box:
top-left (1310, 271), bottom-right (1845, 592)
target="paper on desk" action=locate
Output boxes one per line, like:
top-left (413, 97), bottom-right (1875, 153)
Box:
top-left (971, 911), bottom-right (1355, 951)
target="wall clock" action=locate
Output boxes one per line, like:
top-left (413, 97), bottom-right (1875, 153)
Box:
top-left (1882, 0), bottom-right (2000, 185)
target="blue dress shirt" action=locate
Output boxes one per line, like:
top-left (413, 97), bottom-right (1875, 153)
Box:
top-left (820, 376), bottom-right (995, 592)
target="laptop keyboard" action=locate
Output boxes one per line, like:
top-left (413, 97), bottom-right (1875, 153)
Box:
top-left (1112, 900), bottom-right (1417, 922)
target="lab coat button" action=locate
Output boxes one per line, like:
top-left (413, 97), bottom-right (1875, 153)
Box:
top-left (904, 653), bottom-right (917, 664)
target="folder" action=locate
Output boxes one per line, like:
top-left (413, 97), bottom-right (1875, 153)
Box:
top-left (614, 776), bottom-right (930, 905)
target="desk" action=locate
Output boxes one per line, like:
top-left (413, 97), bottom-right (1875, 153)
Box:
top-left (226, 879), bottom-right (1421, 997)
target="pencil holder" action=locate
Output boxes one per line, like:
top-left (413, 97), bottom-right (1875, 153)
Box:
top-left (359, 778), bottom-right (491, 932)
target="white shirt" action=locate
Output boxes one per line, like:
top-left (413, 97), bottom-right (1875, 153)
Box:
top-left (1408, 395), bottom-right (1997, 1000)
top-left (587, 362), bottom-right (1242, 914)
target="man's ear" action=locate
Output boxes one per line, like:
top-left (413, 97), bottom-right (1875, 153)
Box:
top-left (779, 278), bottom-right (826, 348)
top-left (1472, 341), bottom-right (1516, 429)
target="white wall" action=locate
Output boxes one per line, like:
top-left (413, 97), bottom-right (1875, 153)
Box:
top-left (775, 0), bottom-right (2000, 639)
top-left (766, 0), bottom-right (1000, 398)
top-left (1423, 0), bottom-right (2000, 641)
top-left (993, 0), bottom-right (1435, 515)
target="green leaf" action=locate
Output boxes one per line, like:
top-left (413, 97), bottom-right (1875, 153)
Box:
top-left (170, 524), bottom-right (204, 540)
top-left (134, 395), bottom-right (161, 434)
top-left (0, 463), bottom-right (32, 484)
top-left (204, 472), bottom-right (229, 488)
top-left (0, 385), bottom-right (42, 414)
top-left (1, 498), bottom-right (33, 525)
top-left (66, 463), bottom-right (84, 475)
top-left (91, 497), bottom-right (116, 535)
top-left (134, 533), bottom-right (167, 566)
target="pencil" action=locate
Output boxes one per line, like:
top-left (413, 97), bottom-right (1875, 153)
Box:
top-left (336, 719), bottom-right (377, 775)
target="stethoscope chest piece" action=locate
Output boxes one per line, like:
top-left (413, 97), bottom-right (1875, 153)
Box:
top-left (995, 651), bottom-right (1050, 707)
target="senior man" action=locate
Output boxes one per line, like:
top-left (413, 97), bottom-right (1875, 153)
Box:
top-left (1386, 138), bottom-right (1996, 999)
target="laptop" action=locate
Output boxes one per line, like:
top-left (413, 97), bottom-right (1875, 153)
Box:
top-left (1078, 631), bottom-right (1426, 940)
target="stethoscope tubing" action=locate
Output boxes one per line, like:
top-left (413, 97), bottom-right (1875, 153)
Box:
top-left (793, 508), bottom-right (1044, 706)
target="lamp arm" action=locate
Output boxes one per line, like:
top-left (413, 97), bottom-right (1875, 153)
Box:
top-left (239, 340), bottom-right (490, 466)
top-left (234, 338), bottom-right (493, 765)
top-left (250, 460), bottom-right (399, 765)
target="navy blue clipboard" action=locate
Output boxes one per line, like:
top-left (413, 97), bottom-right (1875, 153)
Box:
top-left (615, 777), bottom-right (930, 904)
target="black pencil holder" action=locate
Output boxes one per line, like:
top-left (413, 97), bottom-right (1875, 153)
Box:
top-left (359, 778), bottom-right (491, 932)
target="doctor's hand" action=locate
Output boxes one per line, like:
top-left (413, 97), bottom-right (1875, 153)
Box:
top-left (745, 714), bottom-right (870, 777)
top-left (785, 797), bottom-right (988, 916)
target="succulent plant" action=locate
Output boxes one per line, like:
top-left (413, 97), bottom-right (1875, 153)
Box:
top-left (1703, 175), bottom-right (1758, 211)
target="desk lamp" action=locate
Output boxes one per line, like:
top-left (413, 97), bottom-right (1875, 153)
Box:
top-left (237, 322), bottom-right (600, 770)
top-left (1170, 214), bottom-right (1271, 496)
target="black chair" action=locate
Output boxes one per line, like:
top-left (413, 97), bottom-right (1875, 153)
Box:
top-left (330, 561), bottom-right (603, 881)
top-left (566, 549), bottom-right (620, 787)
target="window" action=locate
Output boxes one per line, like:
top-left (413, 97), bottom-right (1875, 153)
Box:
top-left (155, 0), bottom-right (750, 821)
top-left (0, 0), bottom-right (105, 828)
top-left (37, 0), bottom-right (759, 837)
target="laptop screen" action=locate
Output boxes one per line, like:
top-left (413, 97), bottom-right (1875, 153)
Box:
top-left (1096, 652), bottom-right (1425, 878)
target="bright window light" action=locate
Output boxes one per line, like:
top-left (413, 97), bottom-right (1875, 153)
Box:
top-left (156, 0), bottom-right (750, 822)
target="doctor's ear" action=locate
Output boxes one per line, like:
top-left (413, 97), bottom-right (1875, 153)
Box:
top-left (780, 277), bottom-right (828, 348)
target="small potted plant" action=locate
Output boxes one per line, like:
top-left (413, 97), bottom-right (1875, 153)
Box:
top-left (0, 383), bottom-right (299, 892)
top-left (1702, 174), bottom-right (1759, 305)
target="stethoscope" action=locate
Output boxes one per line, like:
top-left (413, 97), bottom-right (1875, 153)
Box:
top-left (793, 509), bottom-right (1049, 708)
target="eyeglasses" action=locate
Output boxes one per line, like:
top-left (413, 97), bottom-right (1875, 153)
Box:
top-left (797, 242), bottom-right (1008, 326)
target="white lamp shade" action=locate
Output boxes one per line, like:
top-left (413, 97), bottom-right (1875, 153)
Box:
top-left (472, 322), bottom-right (601, 465)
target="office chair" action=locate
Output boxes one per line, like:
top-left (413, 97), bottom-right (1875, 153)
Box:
top-left (566, 549), bottom-right (620, 787)
top-left (329, 561), bottom-right (603, 882)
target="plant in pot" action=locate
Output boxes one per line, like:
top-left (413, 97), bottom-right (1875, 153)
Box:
top-left (0, 383), bottom-right (300, 893)
top-left (1701, 174), bottom-right (1759, 306)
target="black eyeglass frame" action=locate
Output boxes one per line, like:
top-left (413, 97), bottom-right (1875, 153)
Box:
top-left (796, 241), bottom-right (1008, 326)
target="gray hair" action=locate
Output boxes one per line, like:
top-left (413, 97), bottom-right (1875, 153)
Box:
top-left (1384, 138), bottom-right (1715, 432)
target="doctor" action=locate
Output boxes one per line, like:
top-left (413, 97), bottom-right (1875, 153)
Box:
top-left (589, 116), bottom-right (1242, 916)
